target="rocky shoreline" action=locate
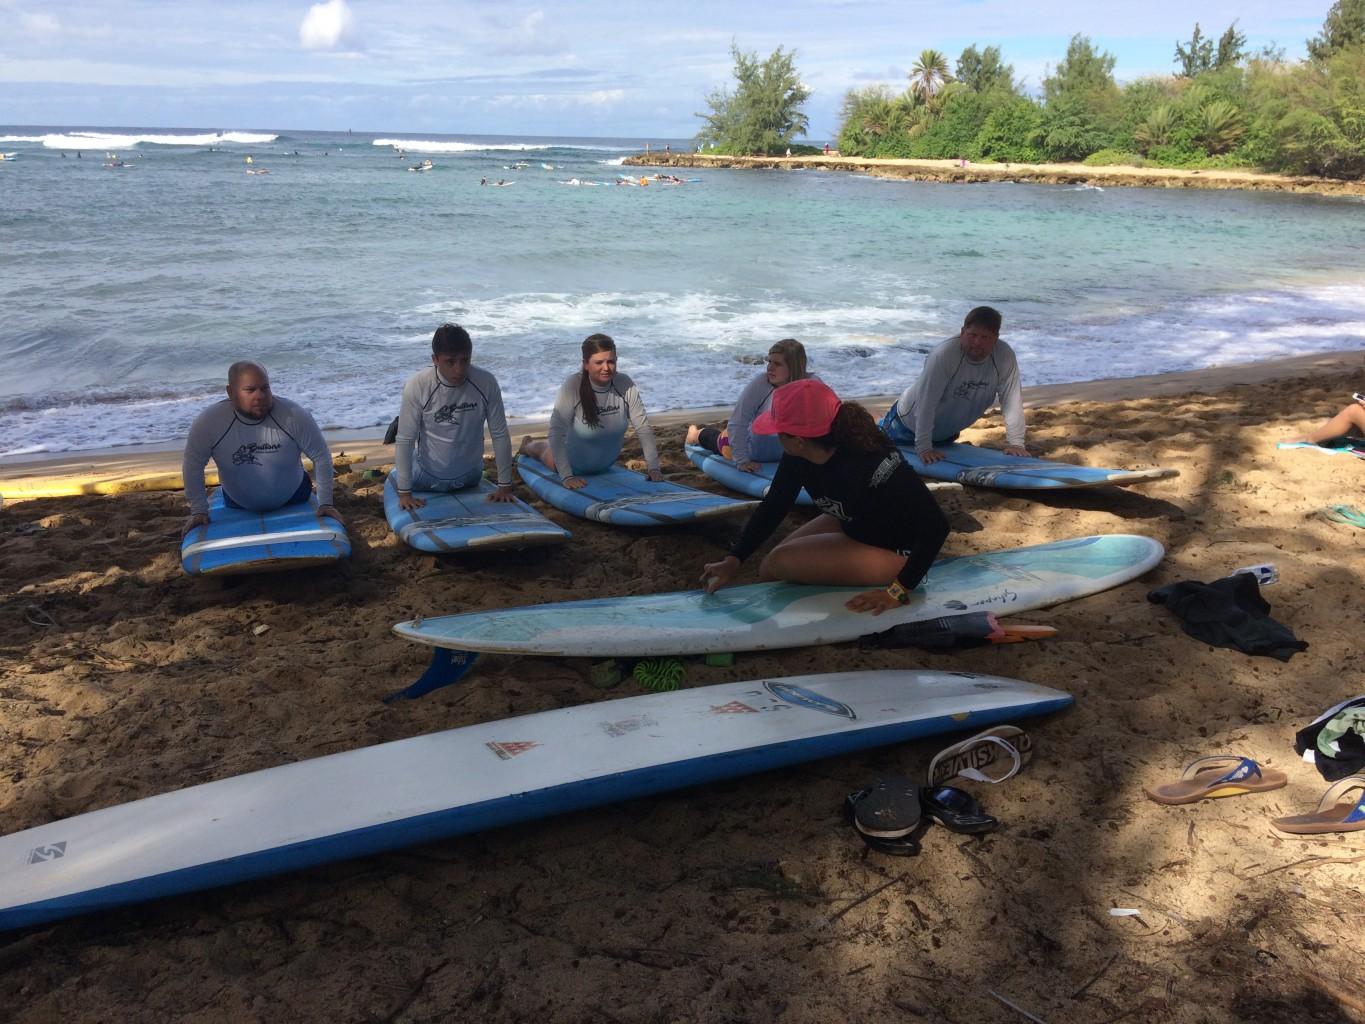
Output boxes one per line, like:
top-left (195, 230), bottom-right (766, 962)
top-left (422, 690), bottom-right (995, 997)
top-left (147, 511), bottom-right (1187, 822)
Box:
top-left (623, 152), bottom-right (1365, 197)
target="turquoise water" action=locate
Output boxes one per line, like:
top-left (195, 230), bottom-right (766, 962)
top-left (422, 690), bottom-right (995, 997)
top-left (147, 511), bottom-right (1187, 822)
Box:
top-left (2, 126), bottom-right (1364, 455)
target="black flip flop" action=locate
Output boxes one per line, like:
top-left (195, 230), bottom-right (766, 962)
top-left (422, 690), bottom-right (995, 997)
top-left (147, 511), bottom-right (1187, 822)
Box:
top-left (847, 774), bottom-right (921, 838)
top-left (843, 789), bottom-right (924, 856)
top-left (921, 786), bottom-right (999, 834)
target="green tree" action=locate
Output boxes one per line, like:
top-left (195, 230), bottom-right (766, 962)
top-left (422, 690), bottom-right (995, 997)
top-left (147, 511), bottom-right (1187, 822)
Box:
top-left (1133, 104), bottom-right (1179, 153)
top-left (970, 98), bottom-right (1044, 162)
top-left (1039, 35), bottom-right (1120, 160)
top-left (1045, 34), bottom-right (1119, 104)
top-left (955, 45), bottom-right (1014, 94)
top-left (1215, 21), bottom-right (1248, 68)
top-left (909, 49), bottom-right (951, 100)
top-left (1307, 0), bottom-right (1365, 62)
top-left (1032, 94), bottom-right (1114, 161)
top-left (1175, 23), bottom-right (1214, 77)
top-left (1193, 100), bottom-right (1246, 153)
top-left (696, 44), bottom-right (811, 154)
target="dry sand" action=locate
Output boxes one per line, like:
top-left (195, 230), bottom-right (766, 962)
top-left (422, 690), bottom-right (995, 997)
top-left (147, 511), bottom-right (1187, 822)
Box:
top-left (2, 356), bottom-right (1365, 1023)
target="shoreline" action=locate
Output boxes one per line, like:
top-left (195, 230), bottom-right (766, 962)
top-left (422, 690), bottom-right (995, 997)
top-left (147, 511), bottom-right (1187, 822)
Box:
top-left (2, 348), bottom-right (1361, 500)
top-left (623, 152), bottom-right (1365, 198)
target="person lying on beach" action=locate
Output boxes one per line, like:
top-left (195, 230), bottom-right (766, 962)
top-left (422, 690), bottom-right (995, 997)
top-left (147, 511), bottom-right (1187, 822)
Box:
top-left (180, 361), bottom-right (342, 537)
top-left (520, 333), bottom-right (662, 491)
top-left (1281, 395), bottom-right (1365, 445)
top-left (393, 323), bottom-right (515, 512)
top-left (880, 305), bottom-right (1028, 464)
top-left (700, 379), bottom-right (950, 615)
top-left (686, 339), bottom-right (813, 472)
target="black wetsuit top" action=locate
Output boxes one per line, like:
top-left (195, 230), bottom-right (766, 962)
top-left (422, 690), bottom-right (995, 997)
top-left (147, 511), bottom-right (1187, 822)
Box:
top-left (728, 446), bottom-right (951, 589)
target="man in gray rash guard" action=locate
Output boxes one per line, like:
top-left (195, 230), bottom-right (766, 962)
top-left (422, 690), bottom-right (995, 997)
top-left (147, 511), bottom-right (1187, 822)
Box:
top-left (881, 306), bottom-right (1029, 464)
top-left (180, 361), bottom-right (342, 537)
top-left (393, 323), bottom-right (514, 511)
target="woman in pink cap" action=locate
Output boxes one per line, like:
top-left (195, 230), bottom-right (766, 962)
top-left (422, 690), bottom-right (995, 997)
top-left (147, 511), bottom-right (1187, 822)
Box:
top-left (699, 379), bottom-right (950, 614)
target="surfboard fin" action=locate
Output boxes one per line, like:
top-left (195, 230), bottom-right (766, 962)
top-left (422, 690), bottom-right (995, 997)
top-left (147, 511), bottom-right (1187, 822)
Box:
top-left (384, 648), bottom-right (480, 703)
top-left (860, 613), bottom-right (1056, 650)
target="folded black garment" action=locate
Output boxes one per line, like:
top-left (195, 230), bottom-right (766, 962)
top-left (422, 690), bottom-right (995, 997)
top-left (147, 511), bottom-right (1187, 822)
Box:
top-left (1148, 572), bottom-right (1308, 661)
top-left (1295, 696), bottom-right (1365, 782)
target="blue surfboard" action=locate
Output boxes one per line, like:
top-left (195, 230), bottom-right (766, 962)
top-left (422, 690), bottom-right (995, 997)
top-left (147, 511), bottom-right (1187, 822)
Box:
top-left (180, 490), bottom-right (350, 576)
top-left (0, 669), bottom-right (1070, 931)
top-left (897, 443), bottom-right (1178, 490)
top-left (685, 444), bottom-right (962, 505)
top-left (383, 473), bottom-right (569, 553)
top-left (515, 454), bottom-right (756, 526)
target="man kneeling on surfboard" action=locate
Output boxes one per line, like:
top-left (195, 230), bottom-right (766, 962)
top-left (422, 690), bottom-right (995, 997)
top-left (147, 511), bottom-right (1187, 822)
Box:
top-left (181, 361), bottom-right (343, 537)
top-left (880, 306), bottom-right (1029, 464)
top-left (701, 379), bottom-right (950, 615)
top-left (393, 323), bottom-right (515, 511)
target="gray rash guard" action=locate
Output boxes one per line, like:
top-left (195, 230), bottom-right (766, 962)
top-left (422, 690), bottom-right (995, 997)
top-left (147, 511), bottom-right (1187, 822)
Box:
top-left (182, 396), bottom-right (333, 516)
top-left (548, 371), bottom-right (659, 477)
top-left (727, 372), bottom-right (782, 463)
top-left (394, 365), bottom-right (512, 492)
top-left (892, 336), bottom-right (1026, 454)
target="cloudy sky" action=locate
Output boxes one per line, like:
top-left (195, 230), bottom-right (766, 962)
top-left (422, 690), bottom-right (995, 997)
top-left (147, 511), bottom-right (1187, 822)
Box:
top-left (0, 0), bottom-right (1334, 139)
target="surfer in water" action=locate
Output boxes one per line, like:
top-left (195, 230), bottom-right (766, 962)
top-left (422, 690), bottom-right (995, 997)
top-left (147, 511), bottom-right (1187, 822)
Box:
top-left (700, 379), bottom-right (949, 615)
top-left (1281, 394), bottom-right (1365, 446)
top-left (880, 306), bottom-right (1029, 463)
top-left (393, 323), bottom-right (516, 511)
top-left (520, 334), bottom-right (661, 490)
top-left (686, 339), bottom-right (812, 472)
top-left (180, 362), bottom-right (342, 537)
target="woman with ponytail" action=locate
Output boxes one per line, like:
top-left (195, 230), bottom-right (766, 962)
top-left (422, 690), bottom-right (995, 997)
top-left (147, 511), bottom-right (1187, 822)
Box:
top-left (686, 338), bottom-right (811, 472)
top-left (700, 379), bottom-right (950, 615)
top-left (521, 334), bottom-right (661, 490)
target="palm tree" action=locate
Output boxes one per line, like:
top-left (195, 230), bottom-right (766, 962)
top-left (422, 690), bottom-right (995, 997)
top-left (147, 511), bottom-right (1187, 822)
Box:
top-left (1133, 105), bottom-right (1177, 153)
top-left (1195, 100), bottom-right (1245, 154)
top-left (909, 49), bottom-right (951, 101)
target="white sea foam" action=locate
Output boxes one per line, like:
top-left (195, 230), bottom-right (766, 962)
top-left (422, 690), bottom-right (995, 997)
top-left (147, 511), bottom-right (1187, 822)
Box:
top-left (374, 138), bottom-right (628, 154)
top-left (26, 131), bottom-right (277, 149)
top-left (0, 135), bottom-right (46, 143)
top-left (598, 156), bottom-right (627, 166)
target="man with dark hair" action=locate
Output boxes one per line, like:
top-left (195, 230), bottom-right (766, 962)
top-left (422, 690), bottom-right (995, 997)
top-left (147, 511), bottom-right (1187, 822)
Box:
top-left (181, 361), bottom-right (342, 536)
top-left (393, 323), bottom-right (515, 511)
top-left (880, 306), bottom-right (1028, 464)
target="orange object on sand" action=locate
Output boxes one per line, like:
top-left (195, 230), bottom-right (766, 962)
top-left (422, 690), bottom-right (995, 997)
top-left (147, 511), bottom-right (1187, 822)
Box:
top-left (1144, 755), bottom-right (1287, 805)
top-left (1271, 774), bottom-right (1365, 834)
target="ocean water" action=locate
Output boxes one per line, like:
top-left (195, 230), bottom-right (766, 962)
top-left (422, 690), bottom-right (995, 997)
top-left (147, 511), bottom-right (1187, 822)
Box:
top-left (2, 126), bottom-right (1364, 456)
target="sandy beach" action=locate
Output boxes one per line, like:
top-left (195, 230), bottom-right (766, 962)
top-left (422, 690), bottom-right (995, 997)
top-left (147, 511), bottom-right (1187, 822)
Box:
top-left (3, 353), bottom-right (1365, 1022)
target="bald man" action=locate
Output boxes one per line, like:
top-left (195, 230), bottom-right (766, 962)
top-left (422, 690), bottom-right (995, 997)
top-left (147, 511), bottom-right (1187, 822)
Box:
top-left (181, 362), bottom-right (343, 537)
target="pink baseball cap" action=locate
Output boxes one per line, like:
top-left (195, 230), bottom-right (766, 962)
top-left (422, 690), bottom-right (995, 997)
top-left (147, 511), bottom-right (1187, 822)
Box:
top-left (751, 378), bottom-right (842, 437)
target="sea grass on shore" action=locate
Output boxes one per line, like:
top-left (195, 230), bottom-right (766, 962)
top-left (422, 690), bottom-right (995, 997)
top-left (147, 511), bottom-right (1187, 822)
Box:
top-left (623, 152), bottom-right (1365, 198)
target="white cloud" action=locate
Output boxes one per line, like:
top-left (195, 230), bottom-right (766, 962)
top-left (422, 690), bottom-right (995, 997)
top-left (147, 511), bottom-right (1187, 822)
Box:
top-left (299, 0), bottom-right (360, 51)
top-left (21, 11), bottom-right (60, 35)
top-left (586, 89), bottom-right (624, 107)
top-left (488, 10), bottom-right (568, 56)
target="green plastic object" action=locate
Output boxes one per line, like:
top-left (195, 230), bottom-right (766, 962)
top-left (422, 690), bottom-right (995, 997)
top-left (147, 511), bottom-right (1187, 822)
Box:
top-left (632, 657), bottom-right (685, 692)
top-left (703, 653), bottom-right (735, 667)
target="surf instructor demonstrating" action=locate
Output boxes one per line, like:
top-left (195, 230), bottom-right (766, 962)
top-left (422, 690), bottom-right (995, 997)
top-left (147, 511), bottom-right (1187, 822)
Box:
top-left (394, 323), bottom-right (515, 511)
top-left (881, 306), bottom-right (1028, 463)
top-left (701, 379), bottom-right (950, 615)
top-left (181, 361), bottom-right (342, 537)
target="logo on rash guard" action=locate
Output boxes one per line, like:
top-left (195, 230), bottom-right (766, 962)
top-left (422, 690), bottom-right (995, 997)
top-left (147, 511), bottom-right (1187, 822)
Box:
top-left (595, 400), bottom-right (622, 418)
top-left (952, 380), bottom-right (992, 400)
top-left (814, 496), bottom-right (850, 521)
top-left (434, 400), bottom-right (480, 424)
top-left (232, 442), bottom-right (282, 465)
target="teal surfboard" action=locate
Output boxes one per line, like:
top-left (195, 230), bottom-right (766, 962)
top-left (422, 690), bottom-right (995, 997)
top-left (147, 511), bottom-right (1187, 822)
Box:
top-left (395, 533), bottom-right (1164, 657)
top-left (180, 490), bottom-right (350, 576)
top-left (515, 454), bottom-right (756, 526)
top-left (685, 444), bottom-right (961, 504)
top-left (1277, 437), bottom-right (1365, 460)
top-left (897, 443), bottom-right (1179, 490)
top-left (383, 473), bottom-right (569, 553)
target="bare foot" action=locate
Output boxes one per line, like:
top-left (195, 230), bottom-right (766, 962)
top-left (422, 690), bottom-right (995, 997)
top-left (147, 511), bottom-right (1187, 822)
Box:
top-left (518, 434), bottom-right (536, 456)
top-left (685, 424), bottom-right (702, 445)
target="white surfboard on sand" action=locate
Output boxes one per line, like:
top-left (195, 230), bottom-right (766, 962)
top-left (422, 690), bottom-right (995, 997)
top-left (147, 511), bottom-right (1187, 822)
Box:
top-left (0, 669), bottom-right (1070, 931)
top-left (394, 534), bottom-right (1164, 657)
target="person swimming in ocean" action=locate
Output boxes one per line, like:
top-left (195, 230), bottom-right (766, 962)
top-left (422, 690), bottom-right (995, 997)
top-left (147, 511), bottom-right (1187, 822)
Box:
top-left (519, 334), bottom-right (662, 489)
top-left (391, 323), bottom-right (516, 511)
top-left (180, 362), bottom-right (343, 538)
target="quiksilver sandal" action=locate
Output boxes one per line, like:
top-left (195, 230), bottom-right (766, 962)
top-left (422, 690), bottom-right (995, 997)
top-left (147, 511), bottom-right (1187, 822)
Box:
top-left (1144, 755), bottom-right (1288, 805)
top-left (1272, 774), bottom-right (1365, 834)
top-left (928, 725), bottom-right (1033, 787)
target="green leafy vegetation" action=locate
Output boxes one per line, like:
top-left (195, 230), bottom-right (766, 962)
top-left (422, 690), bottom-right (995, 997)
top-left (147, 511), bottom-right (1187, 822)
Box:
top-left (693, 3), bottom-right (1365, 179)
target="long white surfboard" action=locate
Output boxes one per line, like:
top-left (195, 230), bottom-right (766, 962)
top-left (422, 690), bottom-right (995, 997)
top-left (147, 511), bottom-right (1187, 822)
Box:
top-left (0, 670), bottom-right (1071, 931)
top-left (395, 534), bottom-right (1164, 657)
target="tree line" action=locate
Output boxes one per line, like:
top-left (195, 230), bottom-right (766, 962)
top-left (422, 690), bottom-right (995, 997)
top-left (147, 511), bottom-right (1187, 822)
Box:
top-left (695, 0), bottom-right (1365, 178)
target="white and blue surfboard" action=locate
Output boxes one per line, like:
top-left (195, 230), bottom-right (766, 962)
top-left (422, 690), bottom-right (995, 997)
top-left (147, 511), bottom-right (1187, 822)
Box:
top-left (897, 443), bottom-right (1179, 490)
top-left (180, 490), bottom-right (350, 576)
top-left (685, 444), bottom-right (962, 504)
top-left (0, 669), bottom-right (1070, 931)
top-left (1276, 438), bottom-right (1365, 460)
top-left (515, 454), bottom-right (756, 526)
top-left (383, 473), bottom-right (569, 553)
top-left (395, 534), bottom-right (1165, 657)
